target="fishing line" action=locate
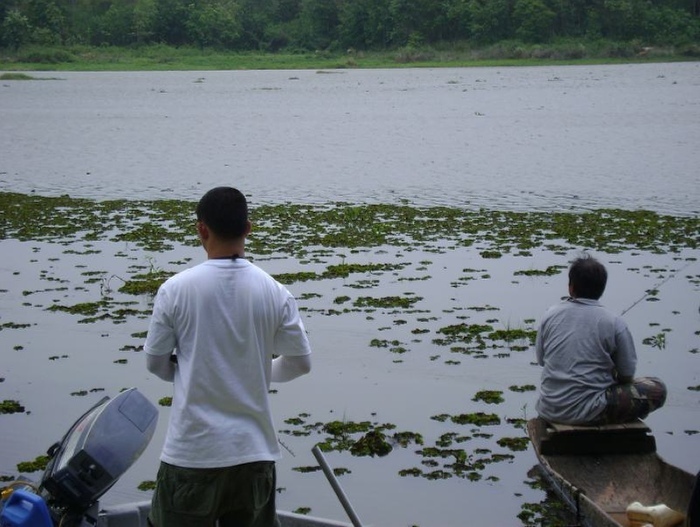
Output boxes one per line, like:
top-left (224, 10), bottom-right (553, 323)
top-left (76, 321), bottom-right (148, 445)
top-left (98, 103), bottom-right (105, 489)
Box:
top-left (278, 437), bottom-right (295, 457)
top-left (620, 259), bottom-right (696, 317)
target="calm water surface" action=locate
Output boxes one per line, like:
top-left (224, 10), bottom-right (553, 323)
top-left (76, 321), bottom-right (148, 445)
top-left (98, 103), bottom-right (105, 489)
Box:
top-left (0, 63), bottom-right (699, 527)
top-left (1, 62), bottom-right (699, 213)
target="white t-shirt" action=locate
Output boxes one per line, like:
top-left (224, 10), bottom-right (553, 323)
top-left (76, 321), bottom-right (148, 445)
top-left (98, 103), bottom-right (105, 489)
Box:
top-left (535, 297), bottom-right (637, 425)
top-left (144, 258), bottom-right (312, 468)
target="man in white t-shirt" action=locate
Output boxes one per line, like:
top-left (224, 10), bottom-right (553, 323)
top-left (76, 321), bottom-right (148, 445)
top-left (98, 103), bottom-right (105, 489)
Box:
top-left (535, 253), bottom-right (666, 425)
top-left (144, 187), bottom-right (312, 527)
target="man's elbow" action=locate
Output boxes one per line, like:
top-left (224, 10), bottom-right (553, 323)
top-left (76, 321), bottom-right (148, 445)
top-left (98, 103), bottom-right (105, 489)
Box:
top-left (297, 355), bottom-right (312, 376)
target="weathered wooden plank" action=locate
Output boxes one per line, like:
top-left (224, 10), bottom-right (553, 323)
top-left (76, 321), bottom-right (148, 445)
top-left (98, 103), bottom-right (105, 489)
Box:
top-left (548, 420), bottom-right (650, 434)
top-left (537, 418), bottom-right (656, 455)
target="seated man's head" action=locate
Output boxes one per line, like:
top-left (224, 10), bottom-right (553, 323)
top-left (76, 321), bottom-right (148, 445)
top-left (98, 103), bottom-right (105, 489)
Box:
top-left (568, 254), bottom-right (607, 300)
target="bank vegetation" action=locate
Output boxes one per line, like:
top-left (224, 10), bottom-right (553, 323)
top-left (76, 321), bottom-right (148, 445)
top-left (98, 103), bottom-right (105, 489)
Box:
top-left (1, 0), bottom-right (699, 70)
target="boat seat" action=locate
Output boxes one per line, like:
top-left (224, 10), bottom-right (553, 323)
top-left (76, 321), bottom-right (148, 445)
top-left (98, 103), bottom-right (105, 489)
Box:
top-left (537, 418), bottom-right (657, 456)
top-left (548, 419), bottom-right (650, 434)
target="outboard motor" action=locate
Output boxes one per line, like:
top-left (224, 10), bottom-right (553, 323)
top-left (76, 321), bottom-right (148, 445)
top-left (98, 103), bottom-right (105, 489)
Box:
top-left (0, 388), bottom-right (158, 527)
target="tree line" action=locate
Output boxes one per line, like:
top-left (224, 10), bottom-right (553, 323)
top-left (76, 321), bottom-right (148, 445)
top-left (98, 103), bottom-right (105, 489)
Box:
top-left (2, 0), bottom-right (699, 52)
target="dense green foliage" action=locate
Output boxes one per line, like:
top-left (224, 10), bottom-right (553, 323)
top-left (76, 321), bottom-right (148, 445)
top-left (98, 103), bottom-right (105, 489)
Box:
top-left (1, 0), bottom-right (698, 53)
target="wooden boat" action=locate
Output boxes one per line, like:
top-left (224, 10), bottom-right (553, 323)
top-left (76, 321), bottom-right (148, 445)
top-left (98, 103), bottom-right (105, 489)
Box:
top-left (97, 501), bottom-right (354, 527)
top-left (527, 417), bottom-right (696, 527)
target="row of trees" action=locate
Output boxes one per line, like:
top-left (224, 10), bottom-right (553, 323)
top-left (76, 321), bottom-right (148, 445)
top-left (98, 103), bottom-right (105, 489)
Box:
top-left (2, 0), bottom-right (699, 51)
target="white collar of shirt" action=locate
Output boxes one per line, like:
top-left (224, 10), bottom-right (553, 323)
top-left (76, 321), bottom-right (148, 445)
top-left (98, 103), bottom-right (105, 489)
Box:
top-left (567, 297), bottom-right (602, 307)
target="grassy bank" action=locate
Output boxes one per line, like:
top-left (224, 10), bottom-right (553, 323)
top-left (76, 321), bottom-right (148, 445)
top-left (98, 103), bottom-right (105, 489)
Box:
top-left (1, 39), bottom-right (699, 71)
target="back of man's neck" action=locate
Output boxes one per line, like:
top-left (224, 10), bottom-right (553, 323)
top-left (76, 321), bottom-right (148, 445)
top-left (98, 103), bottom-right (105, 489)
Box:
top-left (207, 243), bottom-right (245, 260)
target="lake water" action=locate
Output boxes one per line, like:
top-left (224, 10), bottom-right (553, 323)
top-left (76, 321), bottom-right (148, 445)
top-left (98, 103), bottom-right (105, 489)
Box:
top-left (0, 62), bottom-right (699, 527)
top-left (1, 62), bottom-right (699, 214)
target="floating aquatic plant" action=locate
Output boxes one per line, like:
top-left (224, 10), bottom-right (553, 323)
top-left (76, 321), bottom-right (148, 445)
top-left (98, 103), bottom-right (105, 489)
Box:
top-left (137, 481), bottom-right (156, 491)
top-left (643, 332), bottom-right (667, 349)
top-left (449, 412), bottom-right (501, 426)
top-left (514, 265), bottom-right (564, 276)
top-left (497, 437), bottom-right (530, 451)
top-left (354, 296), bottom-right (421, 309)
top-left (350, 430), bottom-right (392, 457)
top-left (509, 385), bottom-right (536, 393)
top-left (0, 400), bottom-right (25, 414)
top-left (472, 390), bottom-right (504, 404)
top-left (17, 455), bottom-right (49, 473)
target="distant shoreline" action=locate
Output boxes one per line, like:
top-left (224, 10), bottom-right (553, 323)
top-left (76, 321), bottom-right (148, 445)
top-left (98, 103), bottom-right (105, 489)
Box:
top-left (1, 41), bottom-right (698, 72)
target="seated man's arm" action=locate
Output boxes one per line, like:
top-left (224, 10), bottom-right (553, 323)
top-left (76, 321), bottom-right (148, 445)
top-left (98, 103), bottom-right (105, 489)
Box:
top-left (612, 320), bottom-right (637, 385)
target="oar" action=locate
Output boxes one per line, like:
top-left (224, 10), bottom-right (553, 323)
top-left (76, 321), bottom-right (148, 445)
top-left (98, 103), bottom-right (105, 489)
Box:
top-left (311, 445), bottom-right (364, 527)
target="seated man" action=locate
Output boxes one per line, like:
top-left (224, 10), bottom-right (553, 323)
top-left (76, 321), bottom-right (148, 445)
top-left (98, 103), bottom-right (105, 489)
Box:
top-left (535, 253), bottom-right (666, 425)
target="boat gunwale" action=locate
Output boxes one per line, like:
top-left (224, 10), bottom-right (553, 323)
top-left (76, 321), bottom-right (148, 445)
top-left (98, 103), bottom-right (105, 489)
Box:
top-left (96, 500), bottom-right (355, 527)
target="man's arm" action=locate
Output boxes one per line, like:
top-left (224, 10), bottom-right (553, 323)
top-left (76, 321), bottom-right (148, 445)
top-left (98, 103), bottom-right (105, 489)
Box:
top-left (615, 371), bottom-right (634, 384)
top-left (147, 353), bottom-right (177, 382)
top-left (535, 321), bottom-right (546, 366)
top-left (144, 286), bottom-right (178, 382)
top-left (271, 354), bottom-right (311, 382)
top-left (612, 319), bottom-right (637, 384)
top-left (271, 294), bottom-right (312, 382)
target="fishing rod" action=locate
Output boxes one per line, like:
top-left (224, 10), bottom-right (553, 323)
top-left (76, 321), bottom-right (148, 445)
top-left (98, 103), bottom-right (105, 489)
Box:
top-left (620, 259), bottom-right (696, 317)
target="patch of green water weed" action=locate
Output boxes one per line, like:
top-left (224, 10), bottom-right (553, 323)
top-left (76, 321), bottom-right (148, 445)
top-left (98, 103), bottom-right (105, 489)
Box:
top-left (514, 265), bottom-right (565, 276)
top-left (509, 384), bottom-right (536, 392)
top-left (472, 390), bottom-right (504, 404)
top-left (0, 400), bottom-right (25, 414)
top-left (497, 436), bottom-right (529, 451)
top-left (449, 412), bottom-right (501, 426)
top-left (138, 481), bottom-right (156, 491)
top-left (17, 455), bottom-right (50, 473)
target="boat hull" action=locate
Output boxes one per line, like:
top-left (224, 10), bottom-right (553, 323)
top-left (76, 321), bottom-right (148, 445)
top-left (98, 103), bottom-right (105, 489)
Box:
top-left (527, 417), bottom-right (694, 527)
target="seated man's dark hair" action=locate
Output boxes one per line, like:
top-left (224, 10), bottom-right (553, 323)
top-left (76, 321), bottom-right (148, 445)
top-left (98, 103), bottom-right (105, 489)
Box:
top-left (569, 253), bottom-right (607, 300)
top-left (196, 187), bottom-right (248, 240)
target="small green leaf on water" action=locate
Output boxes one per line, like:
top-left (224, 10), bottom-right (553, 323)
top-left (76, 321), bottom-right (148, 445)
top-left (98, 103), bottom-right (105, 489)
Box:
top-left (509, 384), bottom-right (536, 392)
top-left (138, 480), bottom-right (156, 491)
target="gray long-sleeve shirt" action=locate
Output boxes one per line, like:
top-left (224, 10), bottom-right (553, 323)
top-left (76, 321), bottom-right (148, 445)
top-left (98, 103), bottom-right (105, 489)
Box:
top-left (535, 297), bottom-right (637, 424)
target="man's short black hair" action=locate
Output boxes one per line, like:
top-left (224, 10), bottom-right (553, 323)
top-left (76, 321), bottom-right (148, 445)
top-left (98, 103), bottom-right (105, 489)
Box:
top-left (569, 253), bottom-right (607, 300)
top-left (196, 187), bottom-right (248, 240)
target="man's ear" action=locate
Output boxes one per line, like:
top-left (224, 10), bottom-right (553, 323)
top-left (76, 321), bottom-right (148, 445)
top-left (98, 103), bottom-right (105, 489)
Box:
top-left (244, 220), bottom-right (252, 237)
top-left (197, 221), bottom-right (209, 240)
